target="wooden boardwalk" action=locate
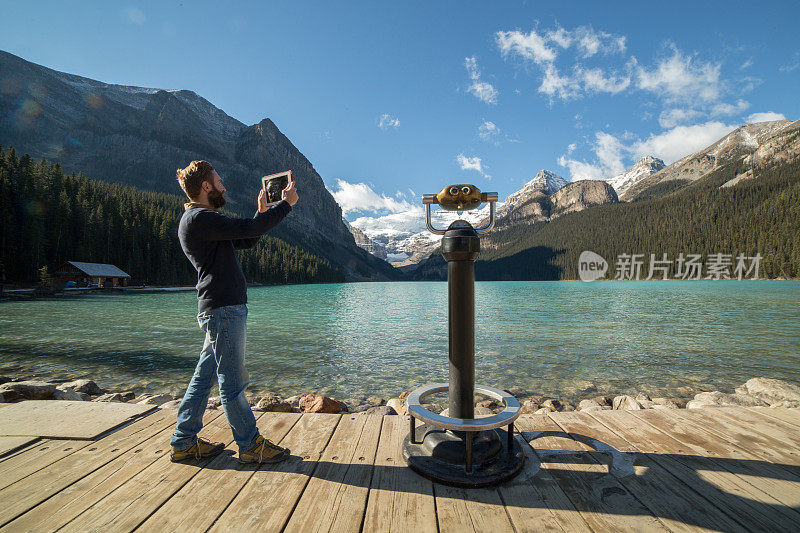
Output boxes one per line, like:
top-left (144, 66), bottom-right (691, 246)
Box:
top-left (0, 406), bottom-right (799, 532)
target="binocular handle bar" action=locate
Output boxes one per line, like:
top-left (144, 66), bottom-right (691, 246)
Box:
top-left (423, 193), bottom-right (498, 235)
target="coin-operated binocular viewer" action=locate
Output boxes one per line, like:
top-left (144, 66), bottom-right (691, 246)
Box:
top-left (403, 184), bottom-right (524, 487)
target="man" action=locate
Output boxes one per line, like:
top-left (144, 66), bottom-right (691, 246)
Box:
top-left (171, 160), bottom-right (298, 463)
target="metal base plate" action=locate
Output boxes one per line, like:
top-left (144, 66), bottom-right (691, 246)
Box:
top-left (403, 424), bottom-right (525, 488)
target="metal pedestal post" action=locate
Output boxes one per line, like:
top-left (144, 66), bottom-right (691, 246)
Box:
top-left (403, 219), bottom-right (524, 487)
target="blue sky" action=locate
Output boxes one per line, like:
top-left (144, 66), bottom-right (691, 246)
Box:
top-left (1, 1), bottom-right (798, 226)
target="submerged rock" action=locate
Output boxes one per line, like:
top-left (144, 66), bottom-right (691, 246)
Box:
top-left (735, 377), bottom-right (800, 407)
top-left (299, 394), bottom-right (341, 414)
top-left (0, 381), bottom-right (56, 401)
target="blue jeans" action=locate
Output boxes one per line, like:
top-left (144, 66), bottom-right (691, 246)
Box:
top-left (171, 304), bottom-right (260, 451)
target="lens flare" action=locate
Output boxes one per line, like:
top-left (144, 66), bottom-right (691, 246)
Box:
top-left (84, 93), bottom-right (104, 109)
top-left (14, 98), bottom-right (42, 128)
top-left (25, 200), bottom-right (45, 217)
top-left (64, 135), bottom-right (83, 147)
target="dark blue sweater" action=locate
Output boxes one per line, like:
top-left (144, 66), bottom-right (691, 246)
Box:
top-left (178, 201), bottom-right (292, 313)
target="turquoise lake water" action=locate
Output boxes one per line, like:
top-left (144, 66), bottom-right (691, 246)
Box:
top-left (1, 281), bottom-right (798, 402)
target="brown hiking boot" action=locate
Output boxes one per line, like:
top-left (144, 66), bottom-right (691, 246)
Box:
top-left (170, 437), bottom-right (225, 462)
top-left (239, 435), bottom-right (290, 464)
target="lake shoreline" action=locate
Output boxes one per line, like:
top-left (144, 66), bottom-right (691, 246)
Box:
top-left (2, 371), bottom-right (798, 416)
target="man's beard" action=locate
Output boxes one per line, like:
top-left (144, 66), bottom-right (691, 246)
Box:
top-left (208, 183), bottom-right (226, 209)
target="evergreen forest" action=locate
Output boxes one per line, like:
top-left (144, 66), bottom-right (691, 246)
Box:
top-left (0, 145), bottom-right (343, 286)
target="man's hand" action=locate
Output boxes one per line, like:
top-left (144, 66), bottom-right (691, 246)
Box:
top-left (282, 179), bottom-right (299, 206)
top-left (258, 189), bottom-right (269, 213)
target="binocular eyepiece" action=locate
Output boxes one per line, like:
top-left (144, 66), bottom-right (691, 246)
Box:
top-left (423, 184), bottom-right (499, 235)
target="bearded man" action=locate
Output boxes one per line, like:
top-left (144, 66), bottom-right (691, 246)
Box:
top-left (171, 160), bottom-right (298, 463)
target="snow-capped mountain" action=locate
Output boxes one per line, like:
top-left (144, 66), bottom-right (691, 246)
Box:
top-left (606, 156), bottom-right (665, 198)
top-left (623, 119), bottom-right (797, 200)
top-left (495, 170), bottom-right (567, 219)
top-left (347, 202), bottom-right (496, 265)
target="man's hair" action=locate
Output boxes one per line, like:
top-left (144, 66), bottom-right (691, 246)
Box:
top-left (176, 160), bottom-right (214, 199)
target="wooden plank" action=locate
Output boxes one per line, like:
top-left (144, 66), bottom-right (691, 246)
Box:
top-left (0, 410), bottom-right (217, 532)
top-left (209, 414), bottom-right (342, 532)
top-left (498, 431), bottom-right (593, 532)
top-left (0, 400), bottom-right (156, 439)
top-left (135, 412), bottom-right (299, 533)
top-left (552, 410), bottom-right (756, 532)
top-left (362, 415), bottom-right (437, 533)
top-left (0, 436), bottom-right (38, 458)
top-left (592, 409), bottom-right (800, 530)
top-left (0, 409), bottom-right (172, 492)
top-left (515, 414), bottom-right (669, 532)
top-left (671, 408), bottom-right (800, 466)
top-left (709, 407), bottom-right (800, 446)
top-left (57, 410), bottom-right (234, 533)
top-left (435, 483), bottom-right (514, 533)
top-left (748, 407), bottom-right (800, 428)
top-left (284, 414), bottom-right (383, 533)
top-left (631, 409), bottom-right (800, 509)
top-left (0, 408), bottom-right (179, 527)
top-left (631, 408), bottom-right (800, 472)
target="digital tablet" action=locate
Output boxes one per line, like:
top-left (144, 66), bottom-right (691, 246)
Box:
top-left (261, 170), bottom-right (292, 203)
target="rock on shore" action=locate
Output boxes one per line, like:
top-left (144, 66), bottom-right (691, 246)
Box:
top-left (2, 375), bottom-right (800, 420)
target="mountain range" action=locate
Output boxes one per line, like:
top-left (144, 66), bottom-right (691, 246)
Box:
top-left (2, 50), bottom-right (796, 281)
top-left (0, 50), bottom-right (395, 282)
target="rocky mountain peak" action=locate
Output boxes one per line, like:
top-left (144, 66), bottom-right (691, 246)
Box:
top-left (498, 170), bottom-right (567, 219)
top-left (606, 155), bottom-right (665, 198)
top-left (527, 170), bottom-right (569, 194)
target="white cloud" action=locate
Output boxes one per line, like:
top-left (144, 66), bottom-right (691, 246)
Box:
top-left (579, 66), bottom-right (631, 94)
top-left (496, 29), bottom-right (556, 64)
top-left (559, 120), bottom-right (739, 181)
top-left (747, 111), bottom-right (787, 123)
top-left (377, 113), bottom-right (400, 130)
top-left (633, 121), bottom-right (737, 163)
top-left (329, 179), bottom-right (413, 215)
top-left (457, 153), bottom-right (490, 178)
top-left (572, 26), bottom-right (626, 57)
top-left (557, 155), bottom-right (604, 180)
top-left (710, 99), bottom-right (750, 117)
top-left (739, 58), bottom-right (754, 70)
top-left (464, 56), bottom-right (498, 104)
top-left (539, 64), bottom-right (580, 100)
top-left (124, 7), bottom-right (146, 25)
top-left (594, 132), bottom-right (627, 176)
top-left (478, 120), bottom-right (500, 141)
top-left (779, 52), bottom-right (800, 72)
top-left (658, 108), bottom-right (702, 128)
top-left (557, 130), bottom-right (625, 180)
top-left (635, 48), bottom-right (721, 104)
